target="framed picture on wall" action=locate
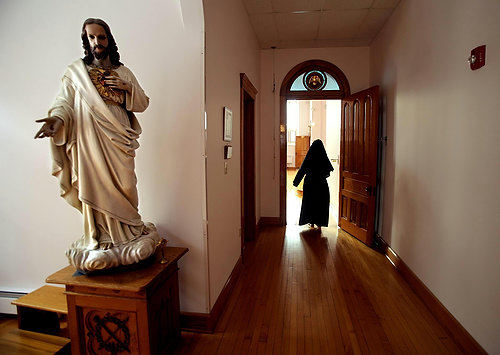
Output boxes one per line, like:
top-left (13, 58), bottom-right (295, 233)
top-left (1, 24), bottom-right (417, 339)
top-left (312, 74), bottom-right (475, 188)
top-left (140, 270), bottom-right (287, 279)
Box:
top-left (223, 107), bottom-right (233, 142)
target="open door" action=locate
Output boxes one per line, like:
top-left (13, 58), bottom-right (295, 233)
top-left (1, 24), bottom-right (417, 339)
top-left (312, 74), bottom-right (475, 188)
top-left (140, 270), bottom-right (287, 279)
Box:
top-left (339, 86), bottom-right (379, 245)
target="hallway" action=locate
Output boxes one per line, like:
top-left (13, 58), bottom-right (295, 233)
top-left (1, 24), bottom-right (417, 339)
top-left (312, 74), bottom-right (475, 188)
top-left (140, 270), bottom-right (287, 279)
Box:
top-left (174, 224), bottom-right (462, 354)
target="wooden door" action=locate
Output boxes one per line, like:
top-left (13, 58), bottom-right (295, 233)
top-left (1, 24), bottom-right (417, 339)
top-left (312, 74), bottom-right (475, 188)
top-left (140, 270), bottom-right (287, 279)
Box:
top-left (339, 86), bottom-right (379, 245)
top-left (295, 136), bottom-right (310, 168)
top-left (243, 92), bottom-right (256, 242)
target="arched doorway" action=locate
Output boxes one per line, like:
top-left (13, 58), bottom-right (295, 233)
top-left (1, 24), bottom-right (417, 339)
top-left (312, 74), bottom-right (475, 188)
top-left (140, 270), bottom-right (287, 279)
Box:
top-left (279, 60), bottom-right (351, 225)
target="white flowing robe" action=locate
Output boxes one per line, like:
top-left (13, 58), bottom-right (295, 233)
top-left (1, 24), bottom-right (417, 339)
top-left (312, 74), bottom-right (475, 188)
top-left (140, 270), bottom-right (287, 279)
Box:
top-left (49, 59), bottom-right (149, 250)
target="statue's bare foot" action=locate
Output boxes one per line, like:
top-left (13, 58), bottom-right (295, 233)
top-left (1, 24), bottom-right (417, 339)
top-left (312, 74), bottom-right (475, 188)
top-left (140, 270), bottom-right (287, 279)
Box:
top-left (99, 242), bottom-right (113, 250)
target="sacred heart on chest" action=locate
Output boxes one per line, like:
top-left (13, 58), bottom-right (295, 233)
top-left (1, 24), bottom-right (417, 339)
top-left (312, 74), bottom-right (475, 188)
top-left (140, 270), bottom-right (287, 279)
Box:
top-left (88, 68), bottom-right (125, 105)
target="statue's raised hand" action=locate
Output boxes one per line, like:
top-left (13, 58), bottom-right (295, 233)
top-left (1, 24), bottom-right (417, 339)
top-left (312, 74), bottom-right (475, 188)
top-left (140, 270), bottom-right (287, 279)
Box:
top-left (34, 117), bottom-right (63, 139)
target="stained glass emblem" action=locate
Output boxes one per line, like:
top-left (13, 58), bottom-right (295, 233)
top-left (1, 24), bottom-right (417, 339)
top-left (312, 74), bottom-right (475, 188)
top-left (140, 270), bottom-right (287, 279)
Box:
top-left (303, 71), bottom-right (326, 91)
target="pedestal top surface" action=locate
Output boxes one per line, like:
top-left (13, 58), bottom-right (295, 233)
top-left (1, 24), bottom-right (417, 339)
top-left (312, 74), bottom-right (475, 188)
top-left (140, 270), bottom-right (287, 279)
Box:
top-left (46, 247), bottom-right (188, 292)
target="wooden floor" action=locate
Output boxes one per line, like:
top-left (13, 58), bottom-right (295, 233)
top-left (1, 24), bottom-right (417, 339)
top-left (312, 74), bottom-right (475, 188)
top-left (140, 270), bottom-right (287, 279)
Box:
top-left (0, 316), bottom-right (70, 354)
top-left (173, 173), bottom-right (463, 354)
top-left (0, 231), bottom-right (463, 355)
top-left (0, 171), bottom-right (463, 354)
top-left (173, 226), bottom-right (462, 354)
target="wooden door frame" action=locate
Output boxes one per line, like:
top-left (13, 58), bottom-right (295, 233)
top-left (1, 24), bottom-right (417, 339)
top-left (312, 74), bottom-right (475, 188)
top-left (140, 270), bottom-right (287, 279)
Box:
top-left (240, 73), bottom-right (258, 252)
top-left (279, 60), bottom-right (351, 225)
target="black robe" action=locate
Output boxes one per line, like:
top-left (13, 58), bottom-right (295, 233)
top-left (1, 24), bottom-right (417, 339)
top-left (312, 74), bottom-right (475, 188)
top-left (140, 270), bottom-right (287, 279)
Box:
top-left (293, 139), bottom-right (334, 227)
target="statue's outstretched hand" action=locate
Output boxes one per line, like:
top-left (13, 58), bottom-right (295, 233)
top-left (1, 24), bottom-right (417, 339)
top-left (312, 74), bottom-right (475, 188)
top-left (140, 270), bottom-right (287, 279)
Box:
top-left (34, 116), bottom-right (63, 139)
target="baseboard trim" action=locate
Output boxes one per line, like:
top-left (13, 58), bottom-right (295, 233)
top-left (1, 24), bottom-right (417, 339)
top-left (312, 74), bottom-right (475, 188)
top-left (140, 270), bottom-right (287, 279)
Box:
top-left (257, 217), bottom-right (281, 227)
top-left (0, 291), bottom-right (26, 314)
top-left (179, 312), bottom-right (211, 333)
top-left (180, 256), bottom-right (243, 333)
top-left (375, 235), bottom-right (486, 354)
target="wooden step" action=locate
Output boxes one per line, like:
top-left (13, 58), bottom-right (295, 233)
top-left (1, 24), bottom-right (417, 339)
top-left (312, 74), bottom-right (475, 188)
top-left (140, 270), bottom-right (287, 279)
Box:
top-left (12, 286), bottom-right (67, 314)
top-left (11, 286), bottom-right (68, 337)
top-left (0, 317), bottom-right (70, 354)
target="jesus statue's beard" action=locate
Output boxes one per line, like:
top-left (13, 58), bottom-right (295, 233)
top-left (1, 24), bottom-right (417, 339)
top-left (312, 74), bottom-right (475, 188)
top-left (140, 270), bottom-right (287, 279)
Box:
top-left (92, 45), bottom-right (109, 60)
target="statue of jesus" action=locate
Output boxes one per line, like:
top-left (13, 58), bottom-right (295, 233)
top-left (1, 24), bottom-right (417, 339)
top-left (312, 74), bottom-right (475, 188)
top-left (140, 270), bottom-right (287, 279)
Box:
top-left (35, 18), bottom-right (159, 273)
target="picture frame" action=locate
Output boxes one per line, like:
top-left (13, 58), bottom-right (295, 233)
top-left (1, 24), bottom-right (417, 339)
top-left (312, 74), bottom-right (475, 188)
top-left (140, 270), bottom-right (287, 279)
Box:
top-left (223, 107), bottom-right (233, 142)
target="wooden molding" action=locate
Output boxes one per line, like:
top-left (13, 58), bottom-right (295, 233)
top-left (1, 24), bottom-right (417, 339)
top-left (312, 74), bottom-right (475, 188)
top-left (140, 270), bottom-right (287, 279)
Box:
top-left (240, 73), bottom-right (258, 99)
top-left (374, 235), bottom-right (486, 354)
top-left (240, 73), bottom-right (258, 251)
top-left (179, 312), bottom-right (211, 333)
top-left (258, 217), bottom-right (282, 227)
top-left (180, 256), bottom-right (243, 333)
top-left (208, 256), bottom-right (242, 330)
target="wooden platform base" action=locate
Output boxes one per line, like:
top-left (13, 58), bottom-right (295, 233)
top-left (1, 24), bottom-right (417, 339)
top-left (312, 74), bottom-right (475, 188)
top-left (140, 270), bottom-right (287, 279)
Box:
top-left (47, 247), bottom-right (188, 355)
top-left (11, 285), bottom-right (68, 337)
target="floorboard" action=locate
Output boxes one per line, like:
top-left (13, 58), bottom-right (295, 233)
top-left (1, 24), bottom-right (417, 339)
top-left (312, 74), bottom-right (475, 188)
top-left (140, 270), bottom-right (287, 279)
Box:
top-left (171, 170), bottom-right (464, 354)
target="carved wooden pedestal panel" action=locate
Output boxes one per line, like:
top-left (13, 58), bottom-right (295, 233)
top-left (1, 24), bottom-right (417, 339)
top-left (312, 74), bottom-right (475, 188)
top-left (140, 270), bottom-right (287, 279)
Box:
top-left (46, 247), bottom-right (188, 355)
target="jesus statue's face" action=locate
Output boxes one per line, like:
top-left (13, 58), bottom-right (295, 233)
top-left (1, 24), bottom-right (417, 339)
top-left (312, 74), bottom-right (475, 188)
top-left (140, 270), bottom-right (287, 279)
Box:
top-left (85, 24), bottom-right (109, 60)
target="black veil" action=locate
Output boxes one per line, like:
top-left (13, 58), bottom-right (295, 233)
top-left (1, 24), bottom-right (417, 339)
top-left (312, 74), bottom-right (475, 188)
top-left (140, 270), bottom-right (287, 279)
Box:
top-left (301, 139), bottom-right (333, 177)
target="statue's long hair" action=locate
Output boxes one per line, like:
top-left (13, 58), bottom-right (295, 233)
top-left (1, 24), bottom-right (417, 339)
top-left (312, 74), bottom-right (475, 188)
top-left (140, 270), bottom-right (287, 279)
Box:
top-left (81, 18), bottom-right (122, 66)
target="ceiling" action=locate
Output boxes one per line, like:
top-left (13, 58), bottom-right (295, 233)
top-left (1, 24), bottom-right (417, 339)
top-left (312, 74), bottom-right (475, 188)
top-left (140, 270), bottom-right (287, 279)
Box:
top-left (242, 0), bottom-right (401, 49)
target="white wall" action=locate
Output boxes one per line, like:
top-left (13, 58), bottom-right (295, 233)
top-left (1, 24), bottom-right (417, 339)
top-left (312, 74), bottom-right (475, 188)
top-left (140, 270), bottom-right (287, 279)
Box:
top-left (0, 0), bottom-right (208, 313)
top-left (260, 47), bottom-right (370, 217)
top-left (370, 0), bottom-right (500, 352)
top-left (310, 100), bottom-right (326, 143)
top-left (203, 0), bottom-right (260, 309)
top-left (298, 100), bottom-right (311, 136)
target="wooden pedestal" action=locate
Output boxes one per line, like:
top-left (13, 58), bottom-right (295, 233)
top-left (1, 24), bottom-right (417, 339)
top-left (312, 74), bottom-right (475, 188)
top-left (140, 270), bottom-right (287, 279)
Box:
top-left (46, 247), bottom-right (188, 355)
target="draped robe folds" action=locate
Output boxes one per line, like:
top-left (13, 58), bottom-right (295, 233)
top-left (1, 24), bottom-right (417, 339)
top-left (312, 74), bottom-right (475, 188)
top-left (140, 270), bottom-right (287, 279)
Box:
top-left (293, 139), bottom-right (334, 227)
top-left (49, 59), bottom-right (149, 250)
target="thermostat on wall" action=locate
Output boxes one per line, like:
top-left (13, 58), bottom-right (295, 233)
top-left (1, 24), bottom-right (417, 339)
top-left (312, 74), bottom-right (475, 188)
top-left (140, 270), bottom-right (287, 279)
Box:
top-left (224, 145), bottom-right (232, 159)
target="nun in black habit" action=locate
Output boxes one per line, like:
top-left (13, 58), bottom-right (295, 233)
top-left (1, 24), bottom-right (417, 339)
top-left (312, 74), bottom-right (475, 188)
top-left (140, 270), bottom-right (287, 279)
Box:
top-left (293, 139), bottom-right (334, 228)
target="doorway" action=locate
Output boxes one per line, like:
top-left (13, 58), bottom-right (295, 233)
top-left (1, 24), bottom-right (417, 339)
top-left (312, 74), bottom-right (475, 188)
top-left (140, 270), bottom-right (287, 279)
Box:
top-left (240, 74), bottom-right (258, 253)
top-left (285, 99), bottom-right (341, 227)
top-left (279, 60), bottom-right (351, 226)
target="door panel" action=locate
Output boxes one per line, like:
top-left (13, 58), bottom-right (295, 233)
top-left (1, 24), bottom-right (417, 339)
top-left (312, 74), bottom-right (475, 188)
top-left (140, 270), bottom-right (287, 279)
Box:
top-left (339, 86), bottom-right (379, 245)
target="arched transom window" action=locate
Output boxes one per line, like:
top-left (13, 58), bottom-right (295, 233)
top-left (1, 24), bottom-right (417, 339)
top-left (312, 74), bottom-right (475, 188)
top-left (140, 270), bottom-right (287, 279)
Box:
top-left (281, 60), bottom-right (350, 100)
top-left (290, 71), bottom-right (339, 91)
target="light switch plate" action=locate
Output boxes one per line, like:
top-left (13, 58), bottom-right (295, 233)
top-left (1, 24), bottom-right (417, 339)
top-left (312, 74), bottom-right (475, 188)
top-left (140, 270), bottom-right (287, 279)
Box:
top-left (224, 145), bottom-right (232, 159)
